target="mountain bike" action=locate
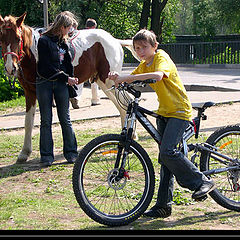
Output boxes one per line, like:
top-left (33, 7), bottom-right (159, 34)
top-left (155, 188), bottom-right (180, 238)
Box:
top-left (72, 79), bottom-right (240, 226)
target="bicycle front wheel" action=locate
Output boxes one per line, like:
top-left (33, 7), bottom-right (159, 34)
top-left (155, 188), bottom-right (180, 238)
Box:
top-left (72, 134), bottom-right (155, 226)
top-left (200, 125), bottom-right (240, 211)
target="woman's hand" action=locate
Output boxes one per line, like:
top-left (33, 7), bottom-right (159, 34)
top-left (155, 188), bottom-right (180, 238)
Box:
top-left (68, 77), bottom-right (78, 86)
top-left (108, 71), bottom-right (125, 87)
top-left (108, 71), bottom-right (119, 81)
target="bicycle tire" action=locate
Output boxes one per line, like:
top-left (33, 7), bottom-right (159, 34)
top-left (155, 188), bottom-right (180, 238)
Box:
top-left (200, 125), bottom-right (240, 211)
top-left (72, 134), bottom-right (155, 226)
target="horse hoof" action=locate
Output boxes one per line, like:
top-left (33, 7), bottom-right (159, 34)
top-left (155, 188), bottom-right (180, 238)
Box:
top-left (16, 151), bottom-right (30, 163)
top-left (16, 157), bottom-right (27, 164)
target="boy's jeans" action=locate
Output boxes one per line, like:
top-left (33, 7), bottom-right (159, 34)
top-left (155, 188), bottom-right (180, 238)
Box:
top-left (156, 117), bottom-right (207, 208)
top-left (36, 79), bottom-right (78, 163)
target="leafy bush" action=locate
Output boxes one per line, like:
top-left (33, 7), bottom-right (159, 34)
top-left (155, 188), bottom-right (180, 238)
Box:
top-left (0, 58), bottom-right (24, 102)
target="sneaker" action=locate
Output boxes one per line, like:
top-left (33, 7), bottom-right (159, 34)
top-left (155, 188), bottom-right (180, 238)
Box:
top-left (192, 179), bottom-right (216, 200)
top-left (70, 98), bottom-right (80, 109)
top-left (66, 156), bottom-right (77, 164)
top-left (40, 160), bottom-right (53, 167)
top-left (143, 205), bottom-right (172, 218)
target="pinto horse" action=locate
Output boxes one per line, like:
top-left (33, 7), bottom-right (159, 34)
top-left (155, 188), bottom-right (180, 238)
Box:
top-left (0, 13), bottom-right (135, 163)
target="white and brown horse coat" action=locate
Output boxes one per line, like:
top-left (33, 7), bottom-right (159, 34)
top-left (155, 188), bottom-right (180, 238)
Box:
top-left (0, 13), bottom-right (134, 163)
top-left (69, 28), bottom-right (129, 124)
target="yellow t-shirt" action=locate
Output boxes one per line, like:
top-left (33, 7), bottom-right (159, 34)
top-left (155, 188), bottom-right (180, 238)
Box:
top-left (132, 50), bottom-right (192, 121)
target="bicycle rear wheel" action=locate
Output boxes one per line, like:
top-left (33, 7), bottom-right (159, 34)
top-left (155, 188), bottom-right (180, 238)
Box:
top-left (200, 125), bottom-right (240, 211)
top-left (72, 134), bottom-right (155, 226)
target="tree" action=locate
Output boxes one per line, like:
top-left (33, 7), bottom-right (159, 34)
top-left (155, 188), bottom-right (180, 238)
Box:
top-left (0, 0), bottom-right (43, 26)
top-left (214, 0), bottom-right (240, 34)
top-left (139, 0), bottom-right (179, 43)
top-left (151, 0), bottom-right (168, 41)
top-left (0, 0), bottom-right (179, 43)
top-left (139, 0), bottom-right (150, 30)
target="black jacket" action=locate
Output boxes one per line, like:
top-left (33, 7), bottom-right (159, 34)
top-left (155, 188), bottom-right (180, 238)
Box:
top-left (37, 35), bottom-right (73, 82)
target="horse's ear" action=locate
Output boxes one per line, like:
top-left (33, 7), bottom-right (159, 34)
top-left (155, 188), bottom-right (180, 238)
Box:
top-left (0, 15), bottom-right (4, 27)
top-left (16, 12), bottom-right (27, 27)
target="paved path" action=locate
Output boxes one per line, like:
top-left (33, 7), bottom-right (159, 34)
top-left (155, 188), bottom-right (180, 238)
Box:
top-left (123, 65), bottom-right (240, 91)
top-left (0, 66), bottom-right (240, 130)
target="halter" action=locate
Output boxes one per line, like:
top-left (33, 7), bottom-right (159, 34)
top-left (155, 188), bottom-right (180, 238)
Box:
top-left (2, 26), bottom-right (24, 62)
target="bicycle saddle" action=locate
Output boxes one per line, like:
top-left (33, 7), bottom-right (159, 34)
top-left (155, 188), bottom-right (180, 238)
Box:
top-left (192, 101), bottom-right (215, 111)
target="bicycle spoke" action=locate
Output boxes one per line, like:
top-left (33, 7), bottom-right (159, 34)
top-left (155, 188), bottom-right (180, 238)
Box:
top-left (80, 141), bottom-right (149, 216)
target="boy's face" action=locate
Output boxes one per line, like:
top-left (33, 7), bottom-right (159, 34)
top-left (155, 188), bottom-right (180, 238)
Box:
top-left (133, 40), bottom-right (158, 62)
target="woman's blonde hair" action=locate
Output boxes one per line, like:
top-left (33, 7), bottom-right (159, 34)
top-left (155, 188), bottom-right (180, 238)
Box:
top-left (44, 11), bottom-right (78, 39)
top-left (133, 29), bottom-right (158, 49)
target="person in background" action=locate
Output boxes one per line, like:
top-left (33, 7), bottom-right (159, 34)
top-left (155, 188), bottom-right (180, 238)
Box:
top-left (37, 11), bottom-right (78, 166)
top-left (108, 29), bottom-right (215, 218)
top-left (70, 18), bottom-right (101, 109)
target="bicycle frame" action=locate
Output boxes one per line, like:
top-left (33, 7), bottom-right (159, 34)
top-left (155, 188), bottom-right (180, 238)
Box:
top-left (117, 83), bottom-right (240, 179)
top-left (72, 81), bottom-right (240, 226)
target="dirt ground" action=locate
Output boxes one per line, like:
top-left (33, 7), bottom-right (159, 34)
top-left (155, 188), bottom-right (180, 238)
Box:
top-left (10, 101), bottom-right (239, 137)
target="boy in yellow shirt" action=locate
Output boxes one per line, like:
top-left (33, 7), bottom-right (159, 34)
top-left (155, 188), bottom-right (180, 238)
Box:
top-left (108, 29), bottom-right (215, 218)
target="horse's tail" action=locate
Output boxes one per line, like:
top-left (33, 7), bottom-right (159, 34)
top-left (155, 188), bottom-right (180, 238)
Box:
top-left (118, 39), bottom-right (140, 62)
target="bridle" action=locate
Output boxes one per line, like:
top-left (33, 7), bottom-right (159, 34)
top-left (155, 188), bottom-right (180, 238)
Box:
top-left (1, 26), bottom-right (24, 88)
top-left (1, 26), bottom-right (24, 63)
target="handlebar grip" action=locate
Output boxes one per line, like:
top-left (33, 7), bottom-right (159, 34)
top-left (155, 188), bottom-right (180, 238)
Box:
top-left (132, 79), bottom-right (156, 85)
top-left (143, 79), bottom-right (156, 84)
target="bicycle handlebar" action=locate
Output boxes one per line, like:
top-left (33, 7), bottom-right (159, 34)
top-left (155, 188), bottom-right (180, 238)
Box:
top-left (129, 79), bottom-right (156, 87)
top-left (109, 79), bottom-right (157, 109)
top-left (108, 79), bottom-right (156, 92)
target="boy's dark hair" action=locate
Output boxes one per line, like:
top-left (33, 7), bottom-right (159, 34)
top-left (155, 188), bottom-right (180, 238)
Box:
top-left (85, 18), bottom-right (97, 28)
top-left (133, 29), bottom-right (158, 48)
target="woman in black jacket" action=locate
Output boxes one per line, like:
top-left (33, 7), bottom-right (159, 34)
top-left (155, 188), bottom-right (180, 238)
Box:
top-left (37, 11), bottom-right (78, 166)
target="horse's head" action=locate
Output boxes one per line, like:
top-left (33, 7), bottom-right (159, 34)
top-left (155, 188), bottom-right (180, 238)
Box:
top-left (0, 13), bottom-right (26, 77)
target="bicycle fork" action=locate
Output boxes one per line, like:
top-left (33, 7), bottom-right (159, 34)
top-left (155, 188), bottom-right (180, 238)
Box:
top-left (113, 101), bottom-right (139, 181)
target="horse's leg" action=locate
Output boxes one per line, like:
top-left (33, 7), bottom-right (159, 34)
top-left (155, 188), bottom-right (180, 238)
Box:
top-left (91, 82), bottom-right (100, 105)
top-left (16, 95), bottom-right (36, 163)
top-left (97, 78), bottom-right (138, 139)
top-left (97, 79), bottom-right (126, 126)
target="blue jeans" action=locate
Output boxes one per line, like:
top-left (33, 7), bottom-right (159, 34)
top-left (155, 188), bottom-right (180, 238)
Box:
top-left (36, 79), bottom-right (77, 163)
top-left (156, 117), bottom-right (207, 208)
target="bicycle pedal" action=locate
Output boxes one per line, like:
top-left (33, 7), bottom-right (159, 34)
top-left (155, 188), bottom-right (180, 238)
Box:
top-left (194, 195), bottom-right (208, 202)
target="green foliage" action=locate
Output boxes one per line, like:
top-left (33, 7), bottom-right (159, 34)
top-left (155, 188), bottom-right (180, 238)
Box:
top-left (0, 0), bottom-right (179, 43)
top-left (161, 0), bottom-right (179, 43)
top-left (192, 0), bottom-right (219, 39)
top-left (218, 47), bottom-right (240, 64)
top-left (0, 0), bottom-right (239, 42)
top-left (98, 0), bottom-right (141, 39)
top-left (214, 0), bottom-right (240, 34)
top-left (0, 59), bottom-right (24, 102)
top-left (0, 0), bottom-right (43, 27)
top-left (175, 0), bottom-right (240, 37)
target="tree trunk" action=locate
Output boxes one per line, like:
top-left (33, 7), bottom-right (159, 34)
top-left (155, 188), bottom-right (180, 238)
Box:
top-left (139, 0), bottom-right (151, 30)
top-left (150, 0), bottom-right (168, 41)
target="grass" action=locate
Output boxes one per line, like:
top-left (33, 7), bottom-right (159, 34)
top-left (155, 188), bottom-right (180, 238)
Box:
top-left (0, 96), bottom-right (26, 112)
top-left (1, 124), bottom-right (239, 231)
top-left (1, 100), bottom-right (240, 232)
